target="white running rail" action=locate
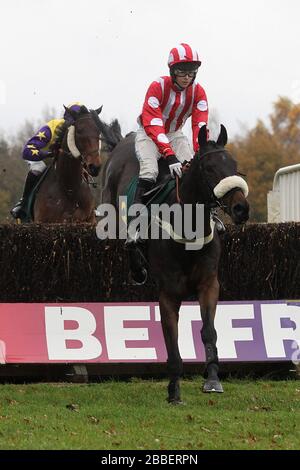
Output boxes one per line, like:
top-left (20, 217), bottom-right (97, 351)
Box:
top-left (268, 163), bottom-right (300, 222)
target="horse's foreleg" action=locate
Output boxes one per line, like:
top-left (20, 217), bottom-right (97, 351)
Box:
top-left (198, 275), bottom-right (223, 393)
top-left (159, 291), bottom-right (183, 404)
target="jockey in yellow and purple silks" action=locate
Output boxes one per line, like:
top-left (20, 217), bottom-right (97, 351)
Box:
top-left (11, 102), bottom-right (83, 220)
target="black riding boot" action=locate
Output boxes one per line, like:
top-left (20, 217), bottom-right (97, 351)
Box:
top-left (125, 178), bottom-right (154, 247)
top-left (10, 171), bottom-right (40, 220)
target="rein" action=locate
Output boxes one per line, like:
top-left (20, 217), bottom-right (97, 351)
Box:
top-left (175, 161), bottom-right (190, 203)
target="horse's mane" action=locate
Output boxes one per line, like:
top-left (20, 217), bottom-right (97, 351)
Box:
top-left (193, 139), bottom-right (224, 159)
top-left (125, 131), bottom-right (136, 138)
top-left (51, 120), bottom-right (70, 152)
top-left (90, 110), bottom-right (123, 151)
top-left (51, 106), bottom-right (123, 153)
top-left (202, 140), bottom-right (220, 150)
top-left (206, 140), bottom-right (219, 147)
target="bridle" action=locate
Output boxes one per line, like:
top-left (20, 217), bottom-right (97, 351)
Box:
top-left (198, 149), bottom-right (234, 210)
top-left (175, 148), bottom-right (246, 211)
top-left (65, 114), bottom-right (102, 162)
top-left (58, 114), bottom-right (102, 188)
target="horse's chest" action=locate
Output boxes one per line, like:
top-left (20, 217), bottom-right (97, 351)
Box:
top-left (175, 253), bottom-right (217, 293)
top-left (56, 190), bottom-right (93, 221)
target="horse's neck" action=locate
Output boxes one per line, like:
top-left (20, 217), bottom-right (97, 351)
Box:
top-left (56, 151), bottom-right (83, 191)
top-left (177, 167), bottom-right (212, 237)
top-left (179, 165), bottom-right (209, 203)
top-left (179, 201), bottom-right (212, 238)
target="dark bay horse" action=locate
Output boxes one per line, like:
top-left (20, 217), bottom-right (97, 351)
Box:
top-left (34, 105), bottom-right (122, 223)
top-left (102, 124), bottom-right (249, 403)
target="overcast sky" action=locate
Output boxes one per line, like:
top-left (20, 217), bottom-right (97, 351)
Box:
top-left (0, 0), bottom-right (300, 140)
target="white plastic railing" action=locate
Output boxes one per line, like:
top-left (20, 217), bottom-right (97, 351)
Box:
top-left (268, 164), bottom-right (300, 222)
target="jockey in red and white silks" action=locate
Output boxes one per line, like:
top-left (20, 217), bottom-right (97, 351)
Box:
top-left (136, 43), bottom-right (208, 182)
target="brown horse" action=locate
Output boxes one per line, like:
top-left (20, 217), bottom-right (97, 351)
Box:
top-left (102, 124), bottom-right (249, 403)
top-left (34, 105), bottom-right (122, 223)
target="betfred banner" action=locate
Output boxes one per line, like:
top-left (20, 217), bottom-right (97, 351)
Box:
top-left (0, 301), bottom-right (299, 364)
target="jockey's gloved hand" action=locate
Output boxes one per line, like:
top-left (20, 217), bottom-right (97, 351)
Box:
top-left (166, 154), bottom-right (182, 178)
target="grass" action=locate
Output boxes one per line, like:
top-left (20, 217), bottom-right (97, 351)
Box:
top-left (0, 378), bottom-right (299, 450)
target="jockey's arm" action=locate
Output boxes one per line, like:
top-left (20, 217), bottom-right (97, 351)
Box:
top-left (141, 81), bottom-right (174, 158)
top-left (191, 84), bottom-right (209, 153)
top-left (22, 124), bottom-right (52, 161)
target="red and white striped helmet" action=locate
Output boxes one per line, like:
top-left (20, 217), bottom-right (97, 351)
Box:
top-left (168, 43), bottom-right (201, 68)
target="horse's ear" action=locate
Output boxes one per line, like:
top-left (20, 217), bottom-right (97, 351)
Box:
top-left (217, 124), bottom-right (228, 147)
top-left (95, 105), bottom-right (103, 115)
top-left (198, 124), bottom-right (208, 150)
top-left (79, 105), bottom-right (89, 115)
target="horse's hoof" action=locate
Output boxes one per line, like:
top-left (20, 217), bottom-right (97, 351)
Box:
top-left (129, 268), bottom-right (147, 286)
top-left (203, 379), bottom-right (224, 393)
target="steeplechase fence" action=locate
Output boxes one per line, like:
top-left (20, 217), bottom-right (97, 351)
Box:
top-left (0, 222), bottom-right (300, 302)
top-left (0, 222), bottom-right (299, 380)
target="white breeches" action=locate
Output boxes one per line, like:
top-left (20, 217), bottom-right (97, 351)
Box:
top-left (135, 127), bottom-right (193, 181)
top-left (27, 160), bottom-right (47, 175)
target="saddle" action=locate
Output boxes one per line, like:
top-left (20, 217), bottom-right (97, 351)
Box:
top-left (125, 175), bottom-right (175, 210)
top-left (125, 155), bottom-right (180, 208)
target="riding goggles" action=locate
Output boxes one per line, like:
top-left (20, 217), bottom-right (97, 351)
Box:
top-left (174, 69), bottom-right (198, 78)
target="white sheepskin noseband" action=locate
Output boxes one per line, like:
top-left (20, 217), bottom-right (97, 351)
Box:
top-left (213, 175), bottom-right (249, 199)
top-left (67, 125), bottom-right (81, 158)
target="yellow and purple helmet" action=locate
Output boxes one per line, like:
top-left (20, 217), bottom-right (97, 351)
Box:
top-left (63, 102), bottom-right (83, 121)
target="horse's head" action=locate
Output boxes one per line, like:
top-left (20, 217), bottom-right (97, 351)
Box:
top-left (64, 105), bottom-right (103, 177)
top-left (195, 124), bottom-right (249, 224)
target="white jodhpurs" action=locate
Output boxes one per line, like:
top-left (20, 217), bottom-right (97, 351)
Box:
top-left (27, 160), bottom-right (47, 175)
top-left (135, 127), bottom-right (193, 181)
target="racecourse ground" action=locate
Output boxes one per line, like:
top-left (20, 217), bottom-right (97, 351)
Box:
top-left (0, 379), bottom-right (299, 450)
